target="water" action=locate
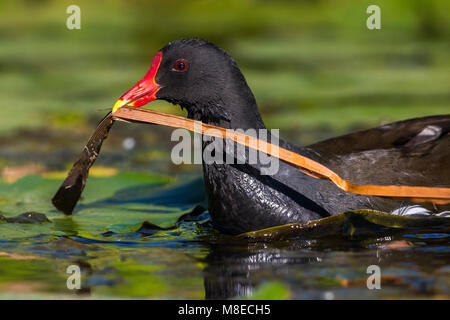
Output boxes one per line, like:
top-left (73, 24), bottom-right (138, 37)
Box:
top-left (1, 0), bottom-right (449, 300)
top-left (0, 156), bottom-right (449, 299)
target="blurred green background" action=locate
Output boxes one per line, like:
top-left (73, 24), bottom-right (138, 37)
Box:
top-left (0, 0), bottom-right (449, 300)
top-left (0, 0), bottom-right (449, 181)
top-left (1, 0), bottom-right (449, 142)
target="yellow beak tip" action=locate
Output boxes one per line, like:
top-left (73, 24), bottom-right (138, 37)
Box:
top-left (112, 100), bottom-right (125, 113)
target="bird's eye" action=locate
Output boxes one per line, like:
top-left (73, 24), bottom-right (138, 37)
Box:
top-left (174, 59), bottom-right (188, 72)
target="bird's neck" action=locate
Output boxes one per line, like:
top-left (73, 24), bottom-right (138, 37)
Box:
top-left (186, 72), bottom-right (266, 131)
top-left (187, 97), bottom-right (266, 131)
top-left (221, 82), bottom-right (266, 131)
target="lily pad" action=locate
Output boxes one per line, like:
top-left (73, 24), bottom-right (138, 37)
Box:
top-left (0, 171), bottom-right (205, 241)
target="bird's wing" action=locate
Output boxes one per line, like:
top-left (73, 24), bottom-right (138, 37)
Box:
top-left (305, 115), bottom-right (450, 188)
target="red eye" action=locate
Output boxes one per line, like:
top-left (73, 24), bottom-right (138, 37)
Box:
top-left (174, 59), bottom-right (188, 72)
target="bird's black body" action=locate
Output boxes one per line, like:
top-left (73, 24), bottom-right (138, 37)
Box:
top-left (147, 38), bottom-right (450, 234)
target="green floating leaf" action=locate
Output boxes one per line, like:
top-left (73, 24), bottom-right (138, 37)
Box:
top-left (239, 209), bottom-right (450, 241)
top-left (247, 282), bottom-right (290, 300)
top-left (0, 171), bottom-right (204, 241)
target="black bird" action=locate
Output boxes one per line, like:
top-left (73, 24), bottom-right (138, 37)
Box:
top-left (113, 38), bottom-right (450, 234)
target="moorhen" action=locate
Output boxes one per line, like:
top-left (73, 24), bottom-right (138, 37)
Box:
top-left (113, 38), bottom-right (450, 234)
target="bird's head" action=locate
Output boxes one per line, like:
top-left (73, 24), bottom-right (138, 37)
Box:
top-left (113, 38), bottom-right (263, 127)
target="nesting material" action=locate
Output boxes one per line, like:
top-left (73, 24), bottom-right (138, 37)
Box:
top-left (52, 113), bottom-right (115, 215)
top-left (52, 107), bottom-right (450, 215)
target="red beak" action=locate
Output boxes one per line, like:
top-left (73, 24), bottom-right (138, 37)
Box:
top-left (112, 51), bottom-right (162, 112)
